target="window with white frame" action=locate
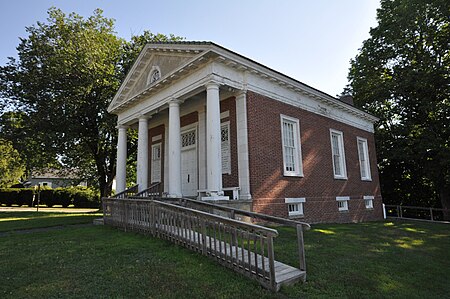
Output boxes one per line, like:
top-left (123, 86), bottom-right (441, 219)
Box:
top-left (285, 198), bottom-right (306, 217)
top-left (221, 122), bottom-right (231, 174)
top-left (357, 137), bottom-right (372, 181)
top-left (364, 195), bottom-right (374, 209)
top-left (336, 196), bottom-right (349, 211)
top-left (39, 182), bottom-right (52, 188)
top-left (330, 129), bottom-right (347, 179)
top-left (151, 143), bottom-right (162, 183)
top-left (281, 115), bottom-right (303, 177)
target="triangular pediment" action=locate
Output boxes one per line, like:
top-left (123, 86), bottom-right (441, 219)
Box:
top-left (108, 43), bottom-right (211, 113)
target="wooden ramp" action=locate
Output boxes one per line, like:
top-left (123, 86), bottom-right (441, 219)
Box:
top-left (158, 224), bottom-right (306, 291)
top-left (103, 197), bottom-right (308, 292)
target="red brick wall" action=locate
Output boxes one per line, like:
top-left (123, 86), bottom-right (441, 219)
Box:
top-left (180, 111), bottom-right (198, 128)
top-left (220, 97), bottom-right (239, 188)
top-left (246, 91), bottom-right (383, 223)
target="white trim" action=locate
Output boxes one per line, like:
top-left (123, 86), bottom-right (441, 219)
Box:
top-left (364, 195), bottom-right (374, 209)
top-left (330, 129), bottom-right (347, 180)
top-left (280, 115), bottom-right (303, 177)
top-left (357, 137), bottom-right (372, 181)
top-left (336, 196), bottom-right (349, 211)
top-left (285, 197), bottom-right (306, 203)
top-left (152, 134), bottom-right (162, 142)
top-left (220, 110), bottom-right (230, 119)
top-left (285, 197), bottom-right (306, 216)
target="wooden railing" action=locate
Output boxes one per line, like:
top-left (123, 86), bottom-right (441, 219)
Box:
top-left (385, 204), bottom-right (449, 222)
top-left (135, 182), bottom-right (162, 198)
top-left (160, 197), bottom-right (311, 272)
top-left (111, 184), bottom-right (139, 199)
top-left (103, 198), bottom-right (292, 291)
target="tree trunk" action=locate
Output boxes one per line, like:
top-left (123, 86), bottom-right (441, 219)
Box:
top-left (439, 185), bottom-right (450, 221)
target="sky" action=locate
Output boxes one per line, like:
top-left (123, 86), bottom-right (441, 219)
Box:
top-left (0, 0), bottom-right (380, 97)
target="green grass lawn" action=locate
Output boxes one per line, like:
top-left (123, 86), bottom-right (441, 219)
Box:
top-left (0, 211), bottom-right (101, 232)
top-left (0, 212), bottom-right (449, 299)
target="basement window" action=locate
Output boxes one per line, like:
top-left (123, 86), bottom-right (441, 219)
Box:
top-left (364, 195), bottom-right (374, 209)
top-left (285, 198), bottom-right (306, 217)
top-left (336, 196), bottom-right (349, 212)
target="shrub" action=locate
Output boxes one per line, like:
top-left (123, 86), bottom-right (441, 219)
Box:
top-left (39, 189), bottom-right (54, 207)
top-left (18, 189), bottom-right (34, 206)
top-left (0, 188), bottom-right (21, 206)
top-left (53, 188), bottom-right (75, 208)
top-left (73, 188), bottom-right (100, 208)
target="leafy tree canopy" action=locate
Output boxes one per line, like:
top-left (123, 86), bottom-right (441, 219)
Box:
top-left (0, 7), bottom-right (182, 197)
top-left (346, 0), bottom-right (450, 214)
top-left (0, 138), bottom-right (25, 187)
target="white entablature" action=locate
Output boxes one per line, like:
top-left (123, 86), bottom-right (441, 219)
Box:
top-left (109, 42), bottom-right (378, 132)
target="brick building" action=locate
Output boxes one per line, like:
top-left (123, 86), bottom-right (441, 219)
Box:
top-left (109, 42), bottom-right (383, 223)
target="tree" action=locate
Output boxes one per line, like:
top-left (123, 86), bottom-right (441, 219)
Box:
top-left (0, 7), bottom-right (182, 197)
top-left (346, 0), bottom-right (450, 217)
top-left (0, 111), bottom-right (59, 175)
top-left (0, 139), bottom-right (25, 187)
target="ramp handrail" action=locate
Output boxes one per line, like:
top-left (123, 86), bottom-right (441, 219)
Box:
top-left (103, 197), bottom-right (285, 291)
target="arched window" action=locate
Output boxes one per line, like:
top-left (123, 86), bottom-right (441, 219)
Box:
top-left (147, 66), bottom-right (161, 85)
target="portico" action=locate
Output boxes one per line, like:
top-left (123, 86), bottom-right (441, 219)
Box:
top-left (113, 81), bottom-right (246, 200)
top-left (108, 42), bottom-right (259, 201)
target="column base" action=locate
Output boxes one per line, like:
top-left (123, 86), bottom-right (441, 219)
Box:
top-left (239, 194), bottom-right (252, 200)
top-left (201, 196), bottom-right (230, 201)
top-left (167, 193), bottom-right (183, 198)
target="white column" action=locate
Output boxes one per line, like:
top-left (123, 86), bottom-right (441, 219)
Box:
top-left (206, 82), bottom-right (224, 197)
top-left (163, 123), bottom-right (169, 194)
top-left (137, 116), bottom-right (149, 192)
top-left (236, 91), bottom-right (252, 200)
top-left (198, 106), bottom-right (207, 191)
top-left (168, 99), bottom-right (182, 197)
top-left (116, 125), bottom-right (128, 193)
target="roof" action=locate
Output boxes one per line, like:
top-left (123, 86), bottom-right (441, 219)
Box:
top-left (109, 41), bottom-right (378, 123)
top-left (30, 168), bottom-right (82, 180)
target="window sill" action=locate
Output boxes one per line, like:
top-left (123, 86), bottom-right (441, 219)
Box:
top-left (334, 176), bottom-right (348, 180)
top-left (284, 173), bottom-right (304, 178)
top-left (288, 214), bottom-right (305, 219)
top-left (338, 209), bottom-right (349, 213)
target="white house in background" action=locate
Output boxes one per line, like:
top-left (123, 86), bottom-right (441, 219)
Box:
top-left (28, 168), bottom-right (87, 188)
top-left (109, 42), bottom-right (383, 223)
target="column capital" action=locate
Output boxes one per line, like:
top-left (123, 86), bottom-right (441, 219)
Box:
top-left (205, 81), bottom-right (220, 90)
top-left (235, 89), bottom-right (247, 99)
top-left (168, 98), bottom-right (183, 106)
top-left (138, 114), bottom-right (151, 121)
top-left (116, 124), bottom-right (128, 130)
